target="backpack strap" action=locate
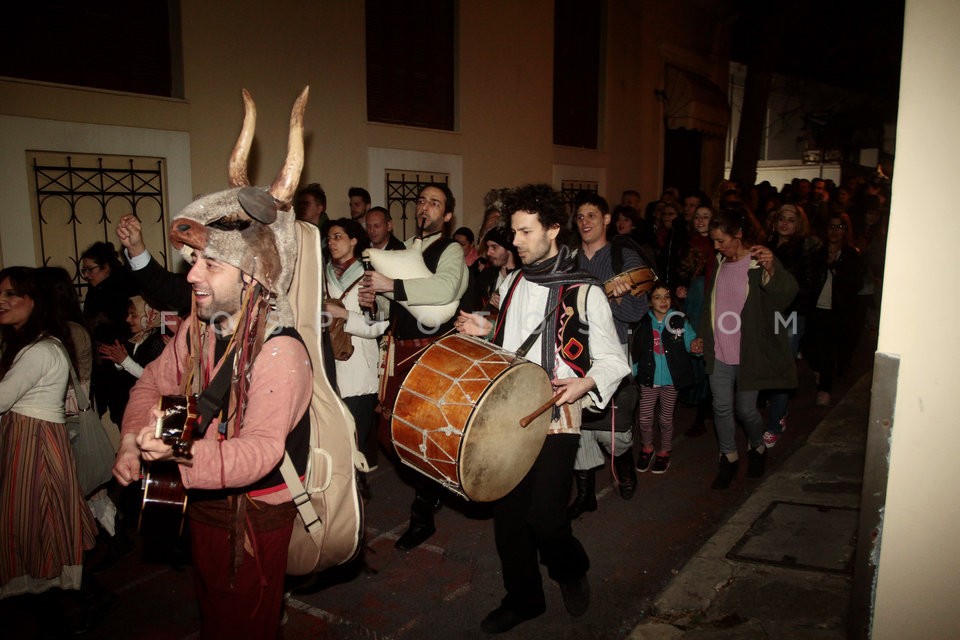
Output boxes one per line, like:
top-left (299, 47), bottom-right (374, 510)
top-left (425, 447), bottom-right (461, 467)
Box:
top-left (280, 452), bottom-right (321, 542)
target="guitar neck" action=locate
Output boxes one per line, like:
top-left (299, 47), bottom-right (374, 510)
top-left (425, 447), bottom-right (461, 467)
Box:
top-left (156, 395), bottom-right (200, 458)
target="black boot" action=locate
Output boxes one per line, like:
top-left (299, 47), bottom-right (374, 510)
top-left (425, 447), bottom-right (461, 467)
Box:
top-left (710, 455), bottom-right (739, 490)
top-left (614, 451), bottom-right (637, 500)
top-left (566, 470), bottom-right (597, 520)
top-left (747, 446), bottom-right (767, 478)
top-left (395, 492), bottom-right (440, 550)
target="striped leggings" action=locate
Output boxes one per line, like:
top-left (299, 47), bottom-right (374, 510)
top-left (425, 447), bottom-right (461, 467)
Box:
top-left (638, 385), bottom-right (678, 453)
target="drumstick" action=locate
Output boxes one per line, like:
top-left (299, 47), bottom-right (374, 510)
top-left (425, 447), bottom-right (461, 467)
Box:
top-left (519, 396), bottom-right (557, 428)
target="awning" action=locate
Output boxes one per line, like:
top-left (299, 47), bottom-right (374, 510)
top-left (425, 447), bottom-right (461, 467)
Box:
top-left (663, 66), bottom-right (730, 137)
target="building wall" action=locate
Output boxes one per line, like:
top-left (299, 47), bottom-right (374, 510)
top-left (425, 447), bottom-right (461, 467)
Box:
top-left (0, 0), bottom-right (729, 268)
top-left (871, 0), bottom-right (960, 636)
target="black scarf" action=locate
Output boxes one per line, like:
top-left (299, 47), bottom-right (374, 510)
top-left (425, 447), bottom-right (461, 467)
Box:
top-left (517, 245), bottom-right (598, 387)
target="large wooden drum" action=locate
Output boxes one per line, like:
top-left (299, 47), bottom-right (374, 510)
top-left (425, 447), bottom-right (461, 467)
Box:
top-left (391, 334), bottom-right (553, 502)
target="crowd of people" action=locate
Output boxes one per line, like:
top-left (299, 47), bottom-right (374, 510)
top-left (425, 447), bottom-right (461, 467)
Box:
top-left (0, 165), bottom-right (888, 636)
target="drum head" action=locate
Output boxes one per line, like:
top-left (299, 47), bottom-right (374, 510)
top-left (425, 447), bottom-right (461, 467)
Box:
top-left (459, 361), bottom-right (552, 502)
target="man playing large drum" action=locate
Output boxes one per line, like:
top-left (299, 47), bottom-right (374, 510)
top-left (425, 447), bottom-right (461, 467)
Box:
top-left (455, 184), bottom-right (629, 634)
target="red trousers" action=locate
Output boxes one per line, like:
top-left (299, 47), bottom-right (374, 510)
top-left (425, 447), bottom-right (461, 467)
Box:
top-left (190, 517), bottom-right (294, 640)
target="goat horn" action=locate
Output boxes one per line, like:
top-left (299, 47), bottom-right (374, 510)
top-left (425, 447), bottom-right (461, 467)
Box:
top-left (228, 89), bottom-right (256, 187)
top-left (269, 86), bottom-right (309, 204)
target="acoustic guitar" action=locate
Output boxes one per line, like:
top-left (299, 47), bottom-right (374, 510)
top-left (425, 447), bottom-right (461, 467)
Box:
top-left (138, 395), bottom-right (199, 539)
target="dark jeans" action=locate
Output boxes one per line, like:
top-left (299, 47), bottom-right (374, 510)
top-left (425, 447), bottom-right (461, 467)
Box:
top-left (493, 433), bottom-right (589, 613)
top-left (765, 388), bottom-right (794, 434)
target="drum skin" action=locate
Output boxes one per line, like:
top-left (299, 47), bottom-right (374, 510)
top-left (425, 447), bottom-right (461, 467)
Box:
top-left (392, 334), bottom-right (552, 501)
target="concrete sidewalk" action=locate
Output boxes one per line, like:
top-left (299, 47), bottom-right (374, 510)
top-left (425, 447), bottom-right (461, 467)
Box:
top-left (629, 373), bottom-right (871, 639)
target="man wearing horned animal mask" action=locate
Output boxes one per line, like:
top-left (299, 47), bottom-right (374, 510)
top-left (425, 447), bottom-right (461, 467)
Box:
top-left (112, 89), bottom-right (313, 639)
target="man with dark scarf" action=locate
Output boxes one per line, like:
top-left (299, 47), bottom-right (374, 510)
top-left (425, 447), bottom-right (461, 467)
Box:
top-left (455, 184), bottom-right (629, 634)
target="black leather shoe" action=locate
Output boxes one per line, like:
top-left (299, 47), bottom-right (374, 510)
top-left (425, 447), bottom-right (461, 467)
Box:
top-left (480, 605), bottom-right (544, 634)
top-left (558, 575), bottom-right (590, 616)
top-left (710, 455), bottom-right (739, 490)
top-left (395, 521), bottom-right (436, 550)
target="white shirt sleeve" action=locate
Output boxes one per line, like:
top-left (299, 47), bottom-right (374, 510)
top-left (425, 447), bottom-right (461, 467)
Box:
top-left (118, 355), bottom-right (145, 379)
top-left (125, 249), bottom-right (152, 271)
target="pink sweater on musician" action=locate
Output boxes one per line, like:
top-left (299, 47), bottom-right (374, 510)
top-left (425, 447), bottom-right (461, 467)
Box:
top-left (121, 321), bottom-right (312, 505)
top-left (713, 256), bottom-right (751, 366)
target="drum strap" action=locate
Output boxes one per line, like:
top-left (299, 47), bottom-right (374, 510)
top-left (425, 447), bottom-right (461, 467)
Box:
top-left (514, 286), bottom-right (580, 359)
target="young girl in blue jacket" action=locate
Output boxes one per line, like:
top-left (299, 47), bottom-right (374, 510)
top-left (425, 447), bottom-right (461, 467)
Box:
top-left (632, 284), bottom-right (703, 473)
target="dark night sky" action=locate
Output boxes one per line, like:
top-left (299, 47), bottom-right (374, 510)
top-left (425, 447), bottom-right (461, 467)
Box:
top-left (730, 0), bottom-right (904, 105)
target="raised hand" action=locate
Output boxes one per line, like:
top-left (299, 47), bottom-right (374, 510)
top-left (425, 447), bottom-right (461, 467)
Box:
top-left (116, 214), bottom-right (147, 258)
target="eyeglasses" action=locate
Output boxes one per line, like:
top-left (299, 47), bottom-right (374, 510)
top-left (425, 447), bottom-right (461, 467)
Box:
top-left (416, 197), bottom-right (444, 209)
top-left (79, 265), bottom-right (101, 275)
top-left (829, 224), bottom-right (847, 230)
